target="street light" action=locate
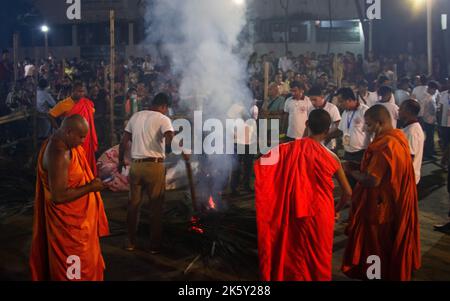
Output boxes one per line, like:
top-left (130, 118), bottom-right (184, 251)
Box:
top-left (41, 25), bottom-right (49, 59)
top-left (410, 0), bottom-right (433, 76)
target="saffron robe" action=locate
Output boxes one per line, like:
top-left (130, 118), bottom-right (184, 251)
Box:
top-left (255, 138), bottom-right (340, 281)
top-left (342, 129), bottom-right (421, 281)
top-left (67, 98), bottom-right (99, 176)
top-left (30, 140), bottom-right (109, 281)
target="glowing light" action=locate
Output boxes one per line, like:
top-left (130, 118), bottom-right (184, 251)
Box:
top-left (208, 196), bottom-right (216, 210)
top-left (41, 25), bottom-right (49, 33)
top-left (410, 0), bottom-right (426, 13)
top-left (233, 0), bottom-right (245, 6)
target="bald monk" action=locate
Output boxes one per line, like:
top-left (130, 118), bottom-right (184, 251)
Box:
top-left (30, 115), bottom-right (109, 281)
top-left (341, 105), bottom-right (421, 281)
top-left (49, 82), bottom-right (99, 175)
top-left (255, 109), bottom-right (352, 281)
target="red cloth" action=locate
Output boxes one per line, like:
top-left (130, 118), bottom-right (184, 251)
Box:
top-left (30, 140), bottom-right (109, 281)
top-left (255, 138), bottom-right (339, 281)
top-left (68, 98), bottom-right (99, 176)
top-left (342, 129), bottom-right (421, 281)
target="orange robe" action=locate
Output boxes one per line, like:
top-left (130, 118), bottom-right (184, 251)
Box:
top-left (30, 140), bottom-right (109, 281)
top-left (342, 129), bottom-right (421, 281)
top-left (68, 99), bottom-right (99, 176)
top-left (49, 97), bottom-right (99, 175)
top-left (255, 138), bottom-right (340, 281)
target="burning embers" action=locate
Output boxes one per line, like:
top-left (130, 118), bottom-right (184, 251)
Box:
top-left (187, 154), bottom-right (228, 235)
top-left (188, 196), bottom-right (218, 235)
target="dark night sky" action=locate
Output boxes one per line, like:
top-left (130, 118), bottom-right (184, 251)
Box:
top-left (0, 0), bottom-right (41, 50)
top-left (373, 0), bottom-right (450, 55)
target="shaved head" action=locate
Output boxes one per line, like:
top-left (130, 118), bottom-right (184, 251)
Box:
top-left (364, 105), bottom-right (393, 136)
top-left (365, 105), bottom-right (391, 125)
top-left (60, 115), bottom-right (89, 148)
top-left (61, 114), bottom-right (89, 133)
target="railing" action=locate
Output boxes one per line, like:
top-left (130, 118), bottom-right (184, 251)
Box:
top-left (0, 109), bottom-right (37, 150)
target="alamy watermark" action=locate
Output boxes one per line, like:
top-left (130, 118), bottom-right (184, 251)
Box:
top-left (66, 0), bottom-right (81, 20)
top-left (66, 255), bottom-right (81, 280)
top-left (170, 111), bottom-right (280, 165)
top-left (366, 255), bottom-right (381, 280)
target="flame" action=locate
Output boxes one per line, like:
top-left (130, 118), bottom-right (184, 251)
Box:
top-left (208, 196), bottom-right (216, 210)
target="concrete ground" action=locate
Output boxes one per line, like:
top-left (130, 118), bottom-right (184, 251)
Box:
top-left (0, 158), bottom-right (449, 281)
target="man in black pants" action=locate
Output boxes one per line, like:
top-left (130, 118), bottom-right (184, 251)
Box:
top-left (231, 144), bottom-right (254, 196)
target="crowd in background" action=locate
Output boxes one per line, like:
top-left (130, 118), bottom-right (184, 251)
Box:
top-left (0, 47), bottom-right (449, 156)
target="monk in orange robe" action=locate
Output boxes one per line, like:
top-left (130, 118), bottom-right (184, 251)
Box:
top-left (30, 115), bottom-right (109, 281)
top-left (341, 105), bottom-right (421, 281)
top-left (49, 82), bottom-right (99, 175)
top-left (255, 109), bottom-right (352, 281)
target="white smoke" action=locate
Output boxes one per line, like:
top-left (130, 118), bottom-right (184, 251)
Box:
top-left (145, 0), bottom-right (253, 118)
top-left (144, 0), bottom-right (254, 207)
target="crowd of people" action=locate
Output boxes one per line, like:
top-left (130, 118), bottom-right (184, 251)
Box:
top-left (0, 49), bottom-right (181, 150)
top-left (1, 46), bottom-right (449, 281)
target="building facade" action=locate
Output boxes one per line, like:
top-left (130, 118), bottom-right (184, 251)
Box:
top-left (15, 0), bottom-right (365, 60)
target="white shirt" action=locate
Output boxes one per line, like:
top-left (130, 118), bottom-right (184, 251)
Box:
top-left (125, 111), bottom-right (174, 159)
top-left (374, 102), bottom-right (399, 129)
top-left (142, 61), bottom-right (154, 75)
top-left (24, 64), bottom-right (36, 77)
top-left (227, 104), bottom-right (258, 145)
top-left (421, 93), bottom-right (437, 124)
top-left (357, 91), bottom-right (378, 107)
top-left (284, 96), bottom-right (314, 139)
top-left (278, 57), bottom-right (294, 73)
top-left (412, 85), bottom-right (428, 102)
top-left (395, 89), bottom-right (410, 106)
top-left (403, 122), bottom-right (425, 184)
top-left (310, 102), bottom-right (341, 150)
top-left (338, 104), bottom-right (370, 153)
top-left (439, 90), bottom-right (450, 127)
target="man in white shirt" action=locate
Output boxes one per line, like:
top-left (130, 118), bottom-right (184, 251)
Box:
top-left (356, 80), bottom-right (378, 107)
top-left (375, 86), bottom-right (399, 129)
top-left (24, 58), bottom-right (36, 78)
top-left (411, 75), bottom-right (428, 102)
top-left (437, 79), bottom-right (450, 155)
top-left (118, 93), bottom-right (175, 254)
top-left (278, 51), bottom-right (294, 73)
top-left (284, 81), bottom-right (314, 141)
top-left (228, 102), bottom-right (258, 196)
top-left (395, 77), bottom-right (411, 106)
top-left (326, 88), bottom-right (370, 187)
top-left (307, 86), bottom-right (341, 151)
top-left (143, 55), bottom-right (155, 82)
top-left (399, 99), bottom-right (425, 184)
top-left (421, 81), bottom-right (439, 159)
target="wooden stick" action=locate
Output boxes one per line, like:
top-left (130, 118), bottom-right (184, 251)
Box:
top-left (184, 159), bottom-right (198, 212)
top-left (110, 10), bottom-right (116, 146)
top-left (0, 110), bottom-right (31, 125)
top-left (263, 61), bottom-right (270, 105)
top-left (13, 32), bottom-right (19, 83)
